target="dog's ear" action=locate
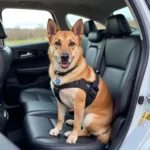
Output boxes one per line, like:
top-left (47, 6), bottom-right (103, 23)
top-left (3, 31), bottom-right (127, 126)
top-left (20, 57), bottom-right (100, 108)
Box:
top-left (71, 19), bottom-right (84, 39)
top-left (47, 19), bottom-right (60, 42)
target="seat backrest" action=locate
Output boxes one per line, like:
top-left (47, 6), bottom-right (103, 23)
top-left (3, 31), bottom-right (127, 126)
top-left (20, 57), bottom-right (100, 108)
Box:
top-left (101, 14), bottom-right (141, 118)
top-left (0, 20), bottom-right (12, 88)
top-left (85, 30), bottom-right (106, 68)
top-left (82, 20), bottom-right (97, 56)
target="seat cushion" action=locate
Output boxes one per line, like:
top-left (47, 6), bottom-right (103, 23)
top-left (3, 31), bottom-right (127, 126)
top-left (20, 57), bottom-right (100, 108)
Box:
top-left (24, 101), bottom-right (58, 113)
top-left (24, 111), bottom-right (105, 150)
top-left (20, 88), bottom-right (70, 114)
top-left (20, 88), bottom-right (56, 105)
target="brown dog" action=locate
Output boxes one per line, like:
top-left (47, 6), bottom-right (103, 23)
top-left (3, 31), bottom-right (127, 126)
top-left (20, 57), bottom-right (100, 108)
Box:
top-left (47, 18), bottom-right (113, 144)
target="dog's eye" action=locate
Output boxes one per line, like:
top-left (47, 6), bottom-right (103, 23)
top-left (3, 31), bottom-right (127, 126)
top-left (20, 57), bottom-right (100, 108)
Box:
top-left (55, 41), bottom-right (61, 46)
top-left (69, 42), bottom-right (75, 46)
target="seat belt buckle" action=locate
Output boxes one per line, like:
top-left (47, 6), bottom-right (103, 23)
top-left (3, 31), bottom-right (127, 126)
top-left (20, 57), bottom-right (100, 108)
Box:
top-left (69, 109), bottom-right (74, 115)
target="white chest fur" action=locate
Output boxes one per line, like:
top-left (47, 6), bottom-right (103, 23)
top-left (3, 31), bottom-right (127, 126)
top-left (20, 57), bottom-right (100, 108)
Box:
top-left (50, 81), bottom-right (78, 109)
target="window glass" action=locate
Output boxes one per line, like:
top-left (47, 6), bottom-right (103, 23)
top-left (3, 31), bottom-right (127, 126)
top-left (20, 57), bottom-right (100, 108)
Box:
top-left (2, 8), bottom-right (53, 45)
top-left (66, 14), bottom-right (105, 30)
top-left (113, 7), bottom-right (137, 29)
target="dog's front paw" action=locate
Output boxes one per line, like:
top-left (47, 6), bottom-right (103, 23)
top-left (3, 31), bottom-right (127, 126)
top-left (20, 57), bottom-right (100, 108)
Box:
top-left (66, 134), bottom-right (78, 144)
top-left (49, 128), bottom-right (60, 136)
top-left (66, 119), bottom-right (74, 126)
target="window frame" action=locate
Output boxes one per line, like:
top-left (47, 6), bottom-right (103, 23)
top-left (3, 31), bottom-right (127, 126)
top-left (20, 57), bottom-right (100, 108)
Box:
top-left (66, 13), bottom-right (105, 29)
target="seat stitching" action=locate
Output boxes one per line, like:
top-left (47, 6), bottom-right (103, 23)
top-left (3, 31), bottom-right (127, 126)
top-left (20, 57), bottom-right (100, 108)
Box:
top-left (48, 118), bottom-right (55, 128)
top-left (30, 138), bottom-right (101, 149)
top-left (35, 93), bottom-right (40, 101)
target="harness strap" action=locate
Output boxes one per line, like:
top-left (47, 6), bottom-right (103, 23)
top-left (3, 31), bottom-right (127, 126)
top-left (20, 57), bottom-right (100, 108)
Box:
top-left (53, 74), bottom-right (99, 108)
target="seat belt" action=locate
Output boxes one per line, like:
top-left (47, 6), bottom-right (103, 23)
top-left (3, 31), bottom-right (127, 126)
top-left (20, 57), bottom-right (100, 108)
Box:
top-left (94, 38), bottom-right (107, 74)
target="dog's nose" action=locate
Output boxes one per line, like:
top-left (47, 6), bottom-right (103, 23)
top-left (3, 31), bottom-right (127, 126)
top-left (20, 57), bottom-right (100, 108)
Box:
top-left (61, 53), bottom-right (69, 61)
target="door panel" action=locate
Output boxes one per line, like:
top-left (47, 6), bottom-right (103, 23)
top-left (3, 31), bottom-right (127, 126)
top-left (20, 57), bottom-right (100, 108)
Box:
top-left (12, 42), bottom-right (49, 61)
top-left (4, 42), bottom-right (50, 106)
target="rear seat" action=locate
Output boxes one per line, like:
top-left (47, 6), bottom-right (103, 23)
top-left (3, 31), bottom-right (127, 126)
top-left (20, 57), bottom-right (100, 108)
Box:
top-left (23, 14), bottom-right (141, 150)
top-left (19, 20), bottom-right (97, 107)
top-left (82, 20), bottom-right (97, 56)
top-left (21, 29), bottom-right (106, 114)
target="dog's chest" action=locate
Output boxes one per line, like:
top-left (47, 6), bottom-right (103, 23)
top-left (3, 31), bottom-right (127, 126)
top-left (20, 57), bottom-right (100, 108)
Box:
top-left (51, 81), bottom-right (78, 108)
top-left (59, 88), bottom-right (78, 108)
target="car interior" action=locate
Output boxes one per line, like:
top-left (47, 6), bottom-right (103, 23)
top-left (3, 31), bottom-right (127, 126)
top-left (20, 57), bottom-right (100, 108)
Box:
top-left (0, 0), bottom-right (143, 150)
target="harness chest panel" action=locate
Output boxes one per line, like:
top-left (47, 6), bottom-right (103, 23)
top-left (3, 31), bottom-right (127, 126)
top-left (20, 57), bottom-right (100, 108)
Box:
top-left (53, 74), bottom-right (99, 108)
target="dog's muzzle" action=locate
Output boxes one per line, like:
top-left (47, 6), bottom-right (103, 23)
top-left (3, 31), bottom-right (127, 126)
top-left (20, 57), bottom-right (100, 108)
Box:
top-left (60, 52), bottom-right (70, 68)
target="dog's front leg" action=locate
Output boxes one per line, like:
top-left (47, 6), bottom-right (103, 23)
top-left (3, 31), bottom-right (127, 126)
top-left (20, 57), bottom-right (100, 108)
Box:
top-left (49, 100), bottom-right (66, 136)
top-left (66, 90), bottom-right (86, 144)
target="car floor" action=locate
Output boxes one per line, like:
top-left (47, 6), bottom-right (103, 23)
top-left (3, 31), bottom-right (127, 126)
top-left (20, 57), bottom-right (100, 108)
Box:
top-left (8, 127), bottom-right (27, 150)
top-left (6, 106), bottom-right (27, 150)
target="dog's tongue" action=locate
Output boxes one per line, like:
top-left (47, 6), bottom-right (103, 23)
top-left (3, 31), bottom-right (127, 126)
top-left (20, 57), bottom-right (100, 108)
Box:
top-left (61, 62), bottom-right (69, 68)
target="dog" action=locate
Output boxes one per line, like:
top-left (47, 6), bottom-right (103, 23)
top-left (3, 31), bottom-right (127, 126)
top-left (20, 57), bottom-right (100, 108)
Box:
top-left (47, 18), bottom-right (113, 144)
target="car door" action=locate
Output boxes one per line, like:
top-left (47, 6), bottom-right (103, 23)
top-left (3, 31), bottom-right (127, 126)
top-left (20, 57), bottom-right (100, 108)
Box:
top-left (2, 8), bottom-right (53, 106)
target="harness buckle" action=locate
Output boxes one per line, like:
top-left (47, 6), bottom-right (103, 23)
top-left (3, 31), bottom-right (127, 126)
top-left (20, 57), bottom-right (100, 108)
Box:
top-left (93, 85), bottom-right (99, 92)
top-left (90, 91), bottom-right (96, 98)
top-left (89, 82), bottom-right (99, 98)
top-left (90, 88), bottom-right (97, 98)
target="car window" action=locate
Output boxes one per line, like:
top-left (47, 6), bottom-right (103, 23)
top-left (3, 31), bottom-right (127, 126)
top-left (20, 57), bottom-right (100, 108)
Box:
top-left (66, 14), bottom-right (105, 30)
top-left (2, 8), bottom-right (53, 45)
top-left (113, 7), bottom-right (137, 29)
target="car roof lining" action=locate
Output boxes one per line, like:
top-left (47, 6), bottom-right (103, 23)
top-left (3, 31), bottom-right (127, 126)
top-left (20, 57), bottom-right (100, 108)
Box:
top-left (0, 0), bottom-right (126, 29)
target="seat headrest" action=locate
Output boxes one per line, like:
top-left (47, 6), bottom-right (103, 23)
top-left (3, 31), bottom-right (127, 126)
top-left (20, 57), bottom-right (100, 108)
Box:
top-left (84, 20), bottom-right (97, 36)
top-left (106, 14), bottom-right (132, 36)
top-left (88, 30), bottom-right (106, 43)
top-left (0, 20), bottom-right (7, 39)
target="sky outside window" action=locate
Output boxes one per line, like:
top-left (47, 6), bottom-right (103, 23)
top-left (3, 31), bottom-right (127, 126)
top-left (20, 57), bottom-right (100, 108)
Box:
top-left (2, 9), bottom-right (53, 29)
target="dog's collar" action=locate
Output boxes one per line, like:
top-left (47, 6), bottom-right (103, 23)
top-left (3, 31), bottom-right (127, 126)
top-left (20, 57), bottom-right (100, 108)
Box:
top-left (54, 66), bottom-right (77, 76)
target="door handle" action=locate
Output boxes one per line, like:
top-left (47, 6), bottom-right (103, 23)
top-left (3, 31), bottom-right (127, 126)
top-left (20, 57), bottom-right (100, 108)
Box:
top-left (20, 52), bottom-right (33, 58)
